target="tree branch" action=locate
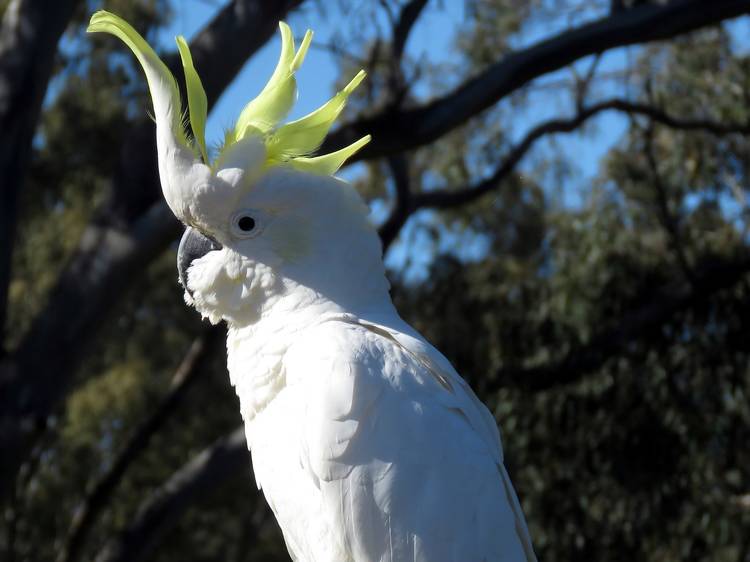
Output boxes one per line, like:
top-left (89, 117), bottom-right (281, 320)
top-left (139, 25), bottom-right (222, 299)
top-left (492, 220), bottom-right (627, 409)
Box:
top-left (620, 99), bottom-right (750, 136)
top-left (63, 100), bottom-right (750, 562)
top-left (58, 327), bottom-right (223, 562)
top-left (392, 0), bottom-right (429, 61)
top-left (0, 201), bottom-right (178, 503)
top-left (382, 0), bottom-right (429, 109)
top-left (0, 0), bottom-right (79, 348)
top-left (412, 99), bottom-right (750, 212)
top-left (375, 0), bottom-right (429, 251)
top-left (378, 155), bottom-right (413, 252)
top-left (94, 426), bottom-right (249, 562)
top-left (322, 0), bottom-right (750, 161)
top-left (495, 254), bottom-right (750, 392)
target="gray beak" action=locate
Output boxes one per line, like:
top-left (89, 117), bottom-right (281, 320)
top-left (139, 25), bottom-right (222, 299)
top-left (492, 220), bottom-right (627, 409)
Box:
top-left (177, 227), bottom-right (222, 295)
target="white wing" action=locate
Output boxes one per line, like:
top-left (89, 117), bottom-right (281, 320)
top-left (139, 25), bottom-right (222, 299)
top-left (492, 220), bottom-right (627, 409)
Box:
top-left (279, 316), bottom-right (536, 562)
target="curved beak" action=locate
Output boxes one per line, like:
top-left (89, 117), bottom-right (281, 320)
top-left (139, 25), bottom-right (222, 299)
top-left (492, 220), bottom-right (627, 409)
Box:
top-left (177, 227), bottom-right (222, 295)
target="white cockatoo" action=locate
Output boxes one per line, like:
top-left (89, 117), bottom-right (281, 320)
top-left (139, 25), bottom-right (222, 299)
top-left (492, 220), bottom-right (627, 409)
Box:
top-left (88, 11), bottom-right (536, 562)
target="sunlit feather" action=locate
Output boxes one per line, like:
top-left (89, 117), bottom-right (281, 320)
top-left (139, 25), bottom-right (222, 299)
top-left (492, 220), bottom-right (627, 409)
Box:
top-left (268, 70), bottom-right (366, 162)
top-left (234, 23), bottom-right (313, 141)
top-left (87, 11), bottom-right (187, 145)
top-left (290, 135), bottom-right (371, 175)
top-left (176, 35), bottom-right (209, 163)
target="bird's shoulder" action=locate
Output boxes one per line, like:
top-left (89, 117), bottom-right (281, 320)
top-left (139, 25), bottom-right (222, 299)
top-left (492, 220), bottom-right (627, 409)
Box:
top-left (281, 315), bottom-right (504, 478)
top-left (283, 316), bottom-right (467, 414)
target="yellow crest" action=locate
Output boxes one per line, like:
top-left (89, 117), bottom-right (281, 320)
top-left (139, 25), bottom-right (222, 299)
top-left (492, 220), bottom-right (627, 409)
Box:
top-left (87, 11), bottom-right (370, 175)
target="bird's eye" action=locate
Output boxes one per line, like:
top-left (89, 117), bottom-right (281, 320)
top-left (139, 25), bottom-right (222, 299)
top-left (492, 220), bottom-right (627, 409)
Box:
top-left (238, 216), bottom-right (255, 232)
top-left (230, 209), bottom-right (264, 239)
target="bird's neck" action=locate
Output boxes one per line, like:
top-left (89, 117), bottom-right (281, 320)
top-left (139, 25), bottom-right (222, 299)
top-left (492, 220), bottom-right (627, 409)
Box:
top-left (225, 263), bottom-right (396, 424)
top-left (228, 271), bottom-right (397, 350)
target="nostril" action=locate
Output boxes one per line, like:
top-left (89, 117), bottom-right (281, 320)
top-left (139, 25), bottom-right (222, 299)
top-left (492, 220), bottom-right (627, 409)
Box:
top-left (205, 232), bottom-right (222, 251)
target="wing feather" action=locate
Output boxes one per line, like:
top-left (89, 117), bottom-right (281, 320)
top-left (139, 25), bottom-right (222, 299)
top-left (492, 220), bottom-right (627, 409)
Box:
top-left (278, 317), bottom-right (536, 562)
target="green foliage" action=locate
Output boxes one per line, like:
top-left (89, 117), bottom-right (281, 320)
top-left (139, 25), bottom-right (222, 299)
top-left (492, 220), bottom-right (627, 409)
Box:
top-left (395, 188), bottom-right (750, 559)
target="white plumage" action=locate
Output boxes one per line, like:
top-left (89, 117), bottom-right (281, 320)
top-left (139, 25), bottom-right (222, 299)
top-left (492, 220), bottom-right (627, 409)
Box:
top-left (87, 13), bottom-right (538, 560)
top-left (236, 311), bottom-right (536, 562)
top-left (207, 168), bottom-right (537, 562)
top-left (187, 165), bottom-right (537, 562)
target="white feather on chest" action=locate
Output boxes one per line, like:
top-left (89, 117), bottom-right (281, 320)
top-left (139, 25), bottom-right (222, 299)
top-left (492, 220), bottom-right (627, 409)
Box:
top-left (226, 322), bottom-right (289, 427)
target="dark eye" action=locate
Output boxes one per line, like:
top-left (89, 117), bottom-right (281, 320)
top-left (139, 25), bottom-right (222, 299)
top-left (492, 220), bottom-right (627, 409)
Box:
top-left (238, 216), bottom-right (256, 232)
top-left (230, 209), bottom-right (264, 239)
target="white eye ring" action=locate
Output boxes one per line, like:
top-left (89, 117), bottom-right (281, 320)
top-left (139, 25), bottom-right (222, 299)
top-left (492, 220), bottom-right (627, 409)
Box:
top-left (230, 209), bottom-right (264, 239)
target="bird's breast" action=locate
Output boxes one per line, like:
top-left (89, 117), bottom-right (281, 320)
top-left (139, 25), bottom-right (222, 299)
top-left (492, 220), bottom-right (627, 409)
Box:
top-left (226, 329), bottom-right (289, 423)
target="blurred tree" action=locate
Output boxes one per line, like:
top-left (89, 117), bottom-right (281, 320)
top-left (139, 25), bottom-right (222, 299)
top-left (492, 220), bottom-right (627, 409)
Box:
top-left (1, 0), bottom-right (750, 561)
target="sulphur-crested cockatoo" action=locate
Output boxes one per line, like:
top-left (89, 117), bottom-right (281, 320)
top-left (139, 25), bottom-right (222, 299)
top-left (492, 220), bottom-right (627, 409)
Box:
top-left (88, 11), bottom-right (536, 561)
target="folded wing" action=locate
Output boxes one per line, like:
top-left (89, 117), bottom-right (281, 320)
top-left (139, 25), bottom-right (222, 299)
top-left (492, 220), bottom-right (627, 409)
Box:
top-left (282, 318), bottom-right (536, 562)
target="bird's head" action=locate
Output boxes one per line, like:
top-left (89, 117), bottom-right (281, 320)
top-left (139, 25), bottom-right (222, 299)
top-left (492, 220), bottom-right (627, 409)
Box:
top-left (88, 12), bottom-right (385, 327)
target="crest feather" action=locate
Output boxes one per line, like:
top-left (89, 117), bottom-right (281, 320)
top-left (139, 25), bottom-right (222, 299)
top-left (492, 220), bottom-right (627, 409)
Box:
top-left (289, 135), bottom-right (371, 175)
top-left (89, 12), bottom-right (369, 177)
top-left (87, 10), bottom-right (187, 144)
top-left (234, 23), bottom-right (312, 141)
top-left (267, 70), bottom-right (366, 163)
top-left (176, 36), bottom-right (209, 163)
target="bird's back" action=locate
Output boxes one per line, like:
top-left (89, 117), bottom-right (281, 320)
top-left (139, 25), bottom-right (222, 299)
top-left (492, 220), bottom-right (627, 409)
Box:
top-left (243, 313), bottom-right (536, 562)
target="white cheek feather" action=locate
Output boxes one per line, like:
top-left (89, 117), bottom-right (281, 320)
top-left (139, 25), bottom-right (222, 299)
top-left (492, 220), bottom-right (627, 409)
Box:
top-left (186, 249), bottom-right (281, 325)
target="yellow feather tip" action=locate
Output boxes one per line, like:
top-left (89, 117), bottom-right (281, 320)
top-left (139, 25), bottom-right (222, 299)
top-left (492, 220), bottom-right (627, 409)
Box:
top-left (290, 135), bottom-right (371, 176)
top-left (89, 12), bottom-right (369, 174)
top-left (176, 35), bottom-right (209, 163)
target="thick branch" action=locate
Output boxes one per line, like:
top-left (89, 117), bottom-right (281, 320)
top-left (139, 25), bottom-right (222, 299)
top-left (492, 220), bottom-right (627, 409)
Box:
top-left (495, 254), bottom-right (750, 392)
top-left (0, 0), bottom-right (79, 347)
top-left (0, 0), bottom-right (305, 504)
top-left (94, 426), bottom-right (249, 562)
top-left (323, 0), bottom-right (750, 161)
top-left (58, 328), bottom-right (223, 562)
top-left (378, 155), bottom-right (413, 252)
